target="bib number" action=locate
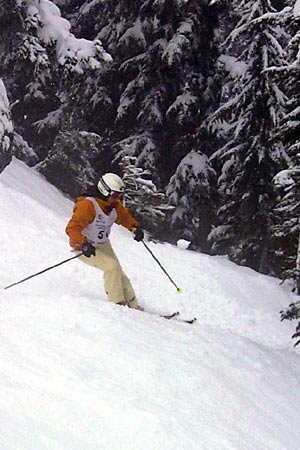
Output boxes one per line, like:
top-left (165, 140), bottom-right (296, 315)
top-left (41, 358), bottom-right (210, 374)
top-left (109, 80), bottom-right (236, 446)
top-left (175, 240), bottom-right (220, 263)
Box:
top-left (98, 229), bottom-right (109, 240)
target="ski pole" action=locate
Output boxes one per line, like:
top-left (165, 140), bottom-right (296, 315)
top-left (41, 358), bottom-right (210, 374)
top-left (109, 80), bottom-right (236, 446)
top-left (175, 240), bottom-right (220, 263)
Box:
top-left (142, 240), bottom-right (182, 292)
top-left (4, 253), bottom-right (83, 290)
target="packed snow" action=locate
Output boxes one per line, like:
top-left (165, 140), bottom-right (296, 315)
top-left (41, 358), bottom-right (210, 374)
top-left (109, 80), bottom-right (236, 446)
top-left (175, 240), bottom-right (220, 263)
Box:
top-left (1, 158), bottom-right (300, 450)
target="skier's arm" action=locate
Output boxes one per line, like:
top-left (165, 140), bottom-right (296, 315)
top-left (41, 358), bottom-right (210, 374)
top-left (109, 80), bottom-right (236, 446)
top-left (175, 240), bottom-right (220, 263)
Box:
top-left (65, 198), bottom-right (95, 249)
top-left (114, 200), bottom-right (139, 231)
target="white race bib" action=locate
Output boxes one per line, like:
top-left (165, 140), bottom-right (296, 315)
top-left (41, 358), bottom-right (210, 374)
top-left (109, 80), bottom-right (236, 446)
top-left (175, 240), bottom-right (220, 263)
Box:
top-left (82, 197), bottom-right (117, 244)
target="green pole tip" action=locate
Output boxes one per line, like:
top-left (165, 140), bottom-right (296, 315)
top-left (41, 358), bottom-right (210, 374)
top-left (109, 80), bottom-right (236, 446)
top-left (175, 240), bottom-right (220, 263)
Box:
top-left (177, 288), bottom-right (183, 293)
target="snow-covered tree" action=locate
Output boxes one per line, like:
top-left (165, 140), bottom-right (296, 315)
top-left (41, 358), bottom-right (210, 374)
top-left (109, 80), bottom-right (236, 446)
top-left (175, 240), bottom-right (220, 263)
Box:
top-left (268, 2), bottom-right (300, 288)
top-left (280, 298), bottom-right (300, 346)
top-left (0, 0), bottom-right (111, 162)
top-left (0, 79), bottom-right (13, 172)
top-left (272, 169), bottom-right (300, 291)
top-left (207, 0), bottom-right (290, 272)
top-left (166, 150), bottom-right (217, 251)
top-left (73, 0), bottom-right (218, 242)
top-left (122, 155), bottom-right (173, 235)
top-left (37, 130), bottom-right (102, 197)
top-left (75, 0), bottom-right (216, 173)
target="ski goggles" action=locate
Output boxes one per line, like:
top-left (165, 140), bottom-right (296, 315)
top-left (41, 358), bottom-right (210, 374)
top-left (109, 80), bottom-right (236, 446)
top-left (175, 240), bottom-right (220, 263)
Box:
top-left (110, 191), bottom-right (123, 199)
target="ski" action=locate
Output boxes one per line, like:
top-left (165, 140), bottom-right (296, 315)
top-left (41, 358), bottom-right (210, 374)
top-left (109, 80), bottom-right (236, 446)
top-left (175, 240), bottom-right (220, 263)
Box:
top-left (160, 311), bottom-right (180, 319)
top-left (160, 311), bottom-right (197, 324)
top-left (135, 308), bottom-right (197, 324)
top-left (180, 317), bottom-right (197, 324)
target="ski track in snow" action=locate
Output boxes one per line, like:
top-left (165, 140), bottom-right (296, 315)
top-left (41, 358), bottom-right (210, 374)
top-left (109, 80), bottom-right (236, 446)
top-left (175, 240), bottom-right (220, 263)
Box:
top-left (0, 158), bottom-right (300, 450)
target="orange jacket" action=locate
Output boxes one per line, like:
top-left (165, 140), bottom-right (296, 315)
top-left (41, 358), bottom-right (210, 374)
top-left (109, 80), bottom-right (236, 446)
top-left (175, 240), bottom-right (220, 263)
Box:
top-left (65, 196), bottom-right (139, 249)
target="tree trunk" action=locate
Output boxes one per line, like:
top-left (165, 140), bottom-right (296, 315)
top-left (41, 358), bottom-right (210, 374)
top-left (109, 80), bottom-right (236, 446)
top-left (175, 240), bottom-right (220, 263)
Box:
top-left (259, 236), bottom-right (269, 275)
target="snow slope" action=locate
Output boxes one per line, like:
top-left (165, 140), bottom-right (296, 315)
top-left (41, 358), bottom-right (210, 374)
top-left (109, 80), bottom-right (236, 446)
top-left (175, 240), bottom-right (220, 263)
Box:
top-left (1, 158), bottom-right (300, 450)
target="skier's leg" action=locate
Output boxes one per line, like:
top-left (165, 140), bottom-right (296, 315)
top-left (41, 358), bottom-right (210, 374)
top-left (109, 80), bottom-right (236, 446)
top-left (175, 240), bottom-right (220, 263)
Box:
top-left (121, 271), bottom-right (138, 308)
top-left (79, 241), bottom-right (138, 306)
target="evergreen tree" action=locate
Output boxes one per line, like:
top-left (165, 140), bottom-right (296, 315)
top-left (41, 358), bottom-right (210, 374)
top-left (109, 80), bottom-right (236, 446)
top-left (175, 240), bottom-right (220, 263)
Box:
top-left (74, 0), bottom-right (218, 241)
top-left (272, 168), bottom-right (300, 291)
top-left (76, 0), bottom-right (217, 168)
top-left (0, 0), bottom-right (111, 161)
top-left (11, 0), bottom-right (57, 156)
top-left (269, 3), bottom-right (300, 289)
top-left (122, 154), bottom-right (173, 235)
top-left (207, 0), bottom-right (289, 272)
top-left (37, 129), bottom-right (103, 197)
top-left (166, 150), bottom-right (217, 251)
top-left (0, 79), bottom-right (13, 172)
top-left (280, 298), bottom-right (300, 346)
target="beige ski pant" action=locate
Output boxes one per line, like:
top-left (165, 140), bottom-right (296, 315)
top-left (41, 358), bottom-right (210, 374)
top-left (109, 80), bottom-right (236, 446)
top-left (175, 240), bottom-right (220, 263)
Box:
top-left (78, 241), bottom-right (138, 308)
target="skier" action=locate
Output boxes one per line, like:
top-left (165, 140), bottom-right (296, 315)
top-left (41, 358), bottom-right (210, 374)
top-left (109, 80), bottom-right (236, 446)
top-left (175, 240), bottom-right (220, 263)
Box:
top-left (65, 173), bottom-right (144, 309)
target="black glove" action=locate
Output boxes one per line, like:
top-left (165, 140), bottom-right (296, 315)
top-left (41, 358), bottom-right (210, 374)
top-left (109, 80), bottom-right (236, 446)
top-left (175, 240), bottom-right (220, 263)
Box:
top-left (134, 227), bottom-right (144, 242)
top-left (82, 241), bottom-right (96, 257)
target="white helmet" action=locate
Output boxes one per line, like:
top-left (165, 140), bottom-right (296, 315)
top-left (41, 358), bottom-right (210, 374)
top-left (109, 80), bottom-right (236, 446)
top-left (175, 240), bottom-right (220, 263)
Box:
top-left (97, 173), bottom-right (124, 197)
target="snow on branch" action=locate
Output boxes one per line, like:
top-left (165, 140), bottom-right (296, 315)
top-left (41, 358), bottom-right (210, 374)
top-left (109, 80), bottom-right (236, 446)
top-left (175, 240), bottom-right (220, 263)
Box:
top-left (273, 169), bottom-right (300, 191)
top-left (209, 0), bottom-right (223, 5)
top-left (251, 7), bottom-right (293, 25)
top-left (162, 20), bottom-right (193, 66)
top-left (25, 0), bottom-right (112, 73)
top-left (118, 18), bottom-right (146, 50)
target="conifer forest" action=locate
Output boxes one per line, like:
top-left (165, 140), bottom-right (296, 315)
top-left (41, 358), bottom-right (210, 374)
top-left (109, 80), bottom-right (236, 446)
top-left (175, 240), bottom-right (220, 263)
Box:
top-left (1, 0), bottom-right (300, 309)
